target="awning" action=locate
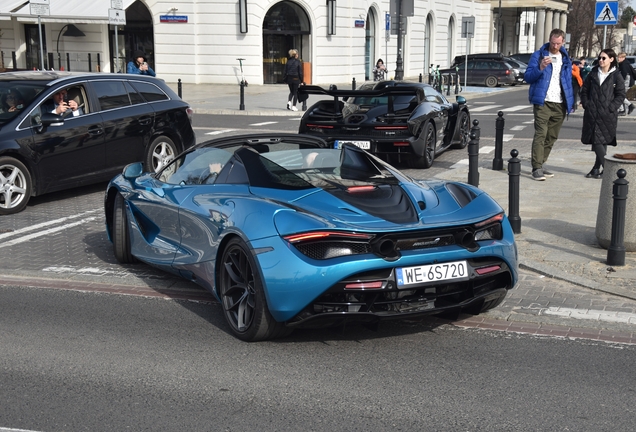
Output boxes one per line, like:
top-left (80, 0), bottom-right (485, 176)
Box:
top-left (0, 0), bottom-right (29, 20)
top-left (9, 0), bottom-right (136, 24)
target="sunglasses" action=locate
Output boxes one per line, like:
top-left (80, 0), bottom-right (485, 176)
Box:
top-left (598, 56), bottom-right (610, 61)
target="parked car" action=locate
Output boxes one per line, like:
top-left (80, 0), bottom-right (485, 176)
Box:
top-left (105, 133), bottom-right (519, 341)
top-left (509, 53), bottom-right (532, 65)
top-left (440, 56), bottom-right (518, 88)
top-left (297, 81), bottom-right (470, 169)
top-left (503, 57), bottom-right (528, 83)
top-left (0, 71), bottom-right (195, 215)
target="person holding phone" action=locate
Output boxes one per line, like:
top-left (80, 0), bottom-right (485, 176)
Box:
top-left (127, 50), bottom-right (156, 77)
top-left (524, 28), bottom-right (575, 181)
top-left (49, 89), bottom-right (82, 117)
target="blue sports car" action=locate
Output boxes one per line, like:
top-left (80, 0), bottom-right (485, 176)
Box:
top-left (105, 134), bottom-right (518, 341)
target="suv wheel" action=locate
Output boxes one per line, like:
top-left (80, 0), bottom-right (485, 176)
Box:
top-left (485, 76), bottom-right (498, 88)
top-left (145, 136), bottom-right (178, 173)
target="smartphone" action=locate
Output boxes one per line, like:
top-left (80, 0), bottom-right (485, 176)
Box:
top-left (63, 93), bottom-right (69, 104)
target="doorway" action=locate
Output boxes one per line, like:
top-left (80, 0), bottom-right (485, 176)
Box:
top-left (365, 11), bottom-right (377, 81)
top-left (263, 1), bottom-right (311, 84)
top-left (108, 0), bottom-right (154, 73)
top-left (25, 24), bottom-right (48, 70)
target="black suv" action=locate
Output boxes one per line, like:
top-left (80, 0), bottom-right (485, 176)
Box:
top-left (441, 53), bottom-right (518, 87)
top-left (0, 71), bottom-right (195, 215)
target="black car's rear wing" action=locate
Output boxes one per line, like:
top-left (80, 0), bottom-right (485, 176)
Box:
top-left (298, 84), bottom-right (424, 116)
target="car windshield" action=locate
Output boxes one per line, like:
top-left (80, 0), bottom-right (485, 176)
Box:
top-left (0, 81), bottom-right (48, 125)
top-left (348, 94), bottom-right (418, 106)
top-left (159, 141), bottom-right (400, 190)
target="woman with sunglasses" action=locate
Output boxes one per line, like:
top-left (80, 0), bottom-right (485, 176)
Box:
top-left (580, 49), bottom-right (626, 179)
top-left (1, 89), bottom-right (24, 113)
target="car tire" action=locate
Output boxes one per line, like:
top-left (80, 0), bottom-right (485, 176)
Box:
top-left (219, 237), bottom-right (292, 342)
top-left (408, 122), bottom-right (436, 169)
top-left (485, 75), bottom-right (498, 88)
top-left (112, 193), bottom-right (136, 264)
top-left (145, 136), bottom-right (178, 173)
top-left (451, 111), bottom-right (470, 149)
top-left (0, 156), bottom-right (32, 215)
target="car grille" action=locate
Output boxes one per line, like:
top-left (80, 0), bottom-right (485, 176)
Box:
top-left (295, 241), bottom-right (373, 260)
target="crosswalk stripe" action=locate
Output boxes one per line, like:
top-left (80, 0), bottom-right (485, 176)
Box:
top-left (468, 104), bottom-right (503, 112)
top-left (502, 105), bottom-right (530, 112)
top-left (205, 129), bottom-right (235, 135)
top-left (510, 125), bottom-right (526, 131)
top-left (250, 121), bottom-right (278, 126)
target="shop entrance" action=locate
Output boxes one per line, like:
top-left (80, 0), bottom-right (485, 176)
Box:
top-left (108, 0), bottom-right (154, 73)
top-left (263, 2), bottom-right (311, 84)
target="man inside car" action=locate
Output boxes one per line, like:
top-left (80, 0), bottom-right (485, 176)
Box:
top-left (47, 89), bottom-right (83, 117)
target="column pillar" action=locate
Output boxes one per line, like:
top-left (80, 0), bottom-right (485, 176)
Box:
top-left (535, 8), bottom-right (546, 50)
top-left (552, 11), bottom-right (560, 32)
top-left (545, 9), bottom-right (554, 42)
top-left (560, 11), bottom-right (568, 33)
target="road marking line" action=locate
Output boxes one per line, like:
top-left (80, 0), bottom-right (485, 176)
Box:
top-left (205, 129), bottom-right (235, 135)
top-left (502, 105), bottom-right (530, 112)
top-left (503, 134), bottom-right (514, 141)
top-left (468, 105), bottom-right (503, 112)
top-left (479, 146), bottom-right (495, 154)
top-left (0, 217), bottom-right (98, 248)
top-left (250, 121), bottom-right (278, 126)
top-left (542, 307), bottom-right (636, 324)
top-left (0, 210), bottom-right (100, 241)
top-left (450, 159), bottom-right (468, 169)
top-left (42, 265), bottom-right (132, 277)
top-left (510, 125), bottom-right (526, 131)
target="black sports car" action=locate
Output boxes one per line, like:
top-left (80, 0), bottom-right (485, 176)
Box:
top-left (298, 81), bottom-right (470, 169)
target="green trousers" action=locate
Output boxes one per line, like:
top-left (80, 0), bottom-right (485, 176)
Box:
top-left (532, 101), bottom-right (566, 170)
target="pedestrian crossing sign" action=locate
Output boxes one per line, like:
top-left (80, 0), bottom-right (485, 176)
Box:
top-left (595, 1), bottom-right (618, 25)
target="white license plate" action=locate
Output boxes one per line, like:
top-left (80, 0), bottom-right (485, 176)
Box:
top-left (396, 260), bottom-right (468, 287)
top-left (335, 140), bottom-right (371, 150)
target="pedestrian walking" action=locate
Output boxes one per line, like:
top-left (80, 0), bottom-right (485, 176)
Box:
top-left (579, 57), bottom-right (591, 82)
top-left (617, 52), bottom-right (635, 115)
top-left (283, 49), bottom-right (304, 111)
top-left (524, 28), bottom-right (575, 181)
top-left (373, 59), bottom-right (386, 81)
top-left (572, 62), bottom-right (583, 112)
top-left (580, 48), bottom-right (625, 179)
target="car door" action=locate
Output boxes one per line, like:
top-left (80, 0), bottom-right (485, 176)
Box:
top-left (422, 87), bottom-right (450, 147)
top-left (25, 83), bottom-right (106, 192)
top-left (89, 79), bottom-right (154, 177)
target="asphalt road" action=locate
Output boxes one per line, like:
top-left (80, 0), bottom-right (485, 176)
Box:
top-left (1, 286), bottom-right (635, 432)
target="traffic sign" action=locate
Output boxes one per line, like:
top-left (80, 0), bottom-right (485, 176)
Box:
top-left (109, 8), bottom-right (126, 25)
top-left (29, 3), bottom-right (49, 15)
top-left (595, 1), bottom-right (618, 26)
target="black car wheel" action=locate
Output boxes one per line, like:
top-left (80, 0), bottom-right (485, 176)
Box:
top-left (219, 237), bottom-right (291, 342)
top-left (408, 122), bottom-right (436, 169)
top-left (112, 193), bottom-right (136, 263)
top-left (485, 75), bottom-right (498, 88)
top-left (145, 136), bottom-right (177, 173)
top-left (451, 111), bottom-right (470, 149)
top-left (0, 157), bottom-right (32, 215)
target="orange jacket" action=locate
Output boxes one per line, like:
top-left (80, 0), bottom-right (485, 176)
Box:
top-left (572, 63), bottom-right (583, 87)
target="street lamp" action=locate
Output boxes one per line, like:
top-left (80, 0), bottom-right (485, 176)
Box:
top-left (56, 24), bottom-right (86, 70)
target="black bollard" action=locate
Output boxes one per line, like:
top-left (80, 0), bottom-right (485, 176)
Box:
top-left (352, 77), bottom-right (356, 90)
top-left (508, 149), bottom-right (522, 234)
top-left (239, 80), bottom-right (245, 110)
top-left (446, 75), bottom-right (451, 96)
top-left (493, 111), bottom-right (505, 170)
top-left (455, 73), bottom-right (459, 95)
top-left (467, 119), bottom-right (480, 187)
top-left (419, 73), bottom-right (423, 83)
top-left (607, 169), bottom-right (629, 266)
top-left (178, 79), bottom-right (182, 99)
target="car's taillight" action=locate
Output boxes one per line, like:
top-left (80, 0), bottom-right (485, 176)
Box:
top-left (374, 126), bottom-right (408, 130)
top-left (393, 142), bottom-right (410, 147)
top-left (505, 70), bottom-right (510, 75)
top-left (186, 107), bottom-right (194, 124)
top-left (284, 231), bottom-right (374, 243)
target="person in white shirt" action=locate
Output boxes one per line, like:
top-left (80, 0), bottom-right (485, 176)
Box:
top-left (49, 89), bottom-right (82, 117)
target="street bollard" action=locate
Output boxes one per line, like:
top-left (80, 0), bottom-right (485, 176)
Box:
top-left (88, 53), bottom-right (92, 72)
top-left (178, 78), bottom-right (182, 99)
top-left (352, 77), bottom-right (356, 90)
top-left (446, 76), bottom-right (451, 96)
top-left (239, 80), bottom-right (245, 110)
top-left (508, 149), bottom-right (521, 234)
top-left (607, 169), bottom-right (629, 266)
top-left (467, 119), bottom-right (480, 187)
top-left (419, 73), bottom-right (423, 83)
top-left (455, 73), bottom-right (459, 95)
top-left (493, 111), bottom-right (505, 170)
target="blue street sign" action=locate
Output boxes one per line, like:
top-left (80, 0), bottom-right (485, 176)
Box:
top-left (386, 13), bottom-right (390, 31)
top-left (595, 1), bottom-right (618, 25)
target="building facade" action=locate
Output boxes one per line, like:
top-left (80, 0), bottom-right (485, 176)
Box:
top-left (0, 0), bottom-right (571, 85)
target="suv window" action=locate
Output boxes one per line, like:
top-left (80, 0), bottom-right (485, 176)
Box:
top-left (130, 81), bottom-right (169, 102)
top-left (124, 81), bottom-right (144, 105)
top-left (93, 81), bottom-right (131, 110)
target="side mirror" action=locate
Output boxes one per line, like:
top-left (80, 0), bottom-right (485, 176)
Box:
top-left (456, 96), bottom-right (467, 105)
top-left (40, 112), bottom-right (64, 127)
top-left (122, 162), bottom-right (144, 180)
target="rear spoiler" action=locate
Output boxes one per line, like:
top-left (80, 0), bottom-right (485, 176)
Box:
top-left (298, 84), bottom-right (423, 116)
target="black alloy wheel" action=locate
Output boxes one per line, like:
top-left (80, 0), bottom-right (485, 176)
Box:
top-left (408, 122), bottom-right (436, 169)
top-left (112, 193), bottom-right (136, 263)
top-left (451, 111), bottom-right (470, 149)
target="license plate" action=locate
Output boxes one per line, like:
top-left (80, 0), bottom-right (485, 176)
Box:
top-left (335, 140), bottom-right (371, 150)
top-left (396, 260), bottom-right (468, 287)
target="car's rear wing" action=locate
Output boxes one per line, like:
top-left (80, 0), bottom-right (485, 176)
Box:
top-left (298, 84), bottom-right (423, 115)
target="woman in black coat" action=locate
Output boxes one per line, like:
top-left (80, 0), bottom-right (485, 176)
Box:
top-left (580, 48), bottom-right (626, 178)
top-left (283, 49), bottom-right (304, 111)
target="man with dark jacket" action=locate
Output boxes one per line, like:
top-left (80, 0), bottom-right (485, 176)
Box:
top-left (617, 52), bottom-right (635, 115)
top-left (525, 28), bottom-right (575, 181)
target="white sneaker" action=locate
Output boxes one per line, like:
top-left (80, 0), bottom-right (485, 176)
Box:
top-left (287, 101), bottom-right (291, 110)
top-left (291, 106), bottom-right (298, 111)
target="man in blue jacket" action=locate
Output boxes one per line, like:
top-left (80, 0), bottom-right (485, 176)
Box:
top-left (525, 28), bottom-right (574, 181)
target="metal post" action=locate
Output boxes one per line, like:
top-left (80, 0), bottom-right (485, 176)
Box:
top-left (239, 80), bottom-right (245, 110)
top-left (66, 53), bottom-right (71, 71)
top-left (493, 111), bottom-right (505, 170)
top-left (428, 66), bottom-right (433, 85)
top-left (47, 52), bottom-right (54, 70)
top-left (97, 53), bottom-right (101, 72)
top-left (607, 169), bottom-right (629, 266)
top-left (508, 149), bottom-right (521, 234)
top-left (419, 73), bottom-right (422, 83)
top-left (58, 53), bottom-right (62, 70)
top-left (446, 75), bottom-right (451, 95)
top-left (12, 51), bottom-right (17, 70)
top-left (178, 78), bottom-right (182, 98)
top-left (455, 72), bottom-right (459, 94)
top-left (395, 0), bottom-right (404, 80)
top-left (352, 77), bottom-right (356, 90)
top-left (88, 53), bottom-right (92, 72)
top-left (114, 24), bottom-right (120, 72)
top-left (37, 15), bottom-right (45, 70)
top-left (467, 119), bottom-right (480, 187)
